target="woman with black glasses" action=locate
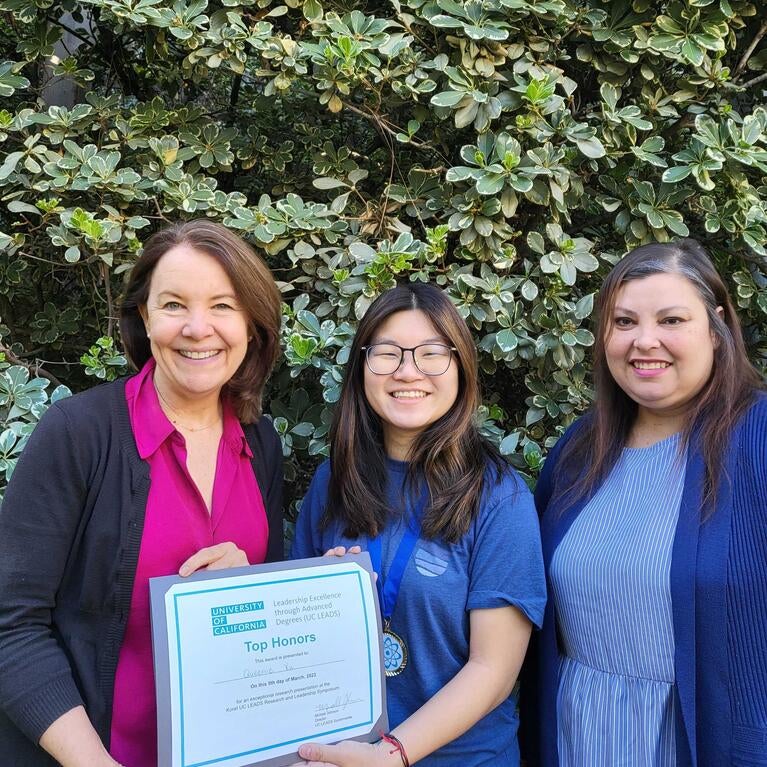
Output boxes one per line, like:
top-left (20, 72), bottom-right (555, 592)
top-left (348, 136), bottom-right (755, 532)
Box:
top-left (291, 283), bottom-right (546, 767)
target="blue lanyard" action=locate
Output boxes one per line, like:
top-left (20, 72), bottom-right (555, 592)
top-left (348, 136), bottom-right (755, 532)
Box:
top-left (368, 489), bottom-right (426, 622)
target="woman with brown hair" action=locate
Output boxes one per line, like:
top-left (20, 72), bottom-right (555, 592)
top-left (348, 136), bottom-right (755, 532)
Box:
top-left (292, 283), bottom-right (546, 767)
top-left (0, 220), bottom-right (284, 767)
top-left (524, 239), bottom-right (767, 766)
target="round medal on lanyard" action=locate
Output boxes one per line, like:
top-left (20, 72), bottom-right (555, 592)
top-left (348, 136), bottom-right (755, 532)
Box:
top-left (382, 621), bottom-right (408, 676)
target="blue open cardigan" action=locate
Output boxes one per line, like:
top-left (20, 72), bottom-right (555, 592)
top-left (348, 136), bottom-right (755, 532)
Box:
top-left (525, 392), bottom-right (767, 767)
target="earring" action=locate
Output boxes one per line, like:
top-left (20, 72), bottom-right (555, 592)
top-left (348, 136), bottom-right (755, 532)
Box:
top-left (146, 330), bottom-right (151, 338)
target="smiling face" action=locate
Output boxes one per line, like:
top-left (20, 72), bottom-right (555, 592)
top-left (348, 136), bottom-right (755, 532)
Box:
top-left (363, 309), bottom-right (459, 460)
top-left (140, 244), bottom-right (250, 409)
top-left (605, 272), bottom-right (720, 428)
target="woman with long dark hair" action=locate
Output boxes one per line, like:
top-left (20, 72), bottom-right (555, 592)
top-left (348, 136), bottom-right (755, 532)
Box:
top-left (524, 239), bottom-right (767, 766)
top-left (292, 283), bottom-right (546, 767)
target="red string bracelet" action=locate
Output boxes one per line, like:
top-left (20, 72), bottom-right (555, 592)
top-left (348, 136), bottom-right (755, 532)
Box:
top-left (379, 731), bottom-right (410, 767)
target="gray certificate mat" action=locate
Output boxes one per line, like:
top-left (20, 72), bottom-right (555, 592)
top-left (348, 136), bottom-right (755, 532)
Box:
top-left (150, 553), bottom-right (388, 767)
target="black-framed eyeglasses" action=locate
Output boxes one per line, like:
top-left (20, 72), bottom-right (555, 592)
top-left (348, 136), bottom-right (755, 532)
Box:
top-left (361, 343), bottom-right (457, 376)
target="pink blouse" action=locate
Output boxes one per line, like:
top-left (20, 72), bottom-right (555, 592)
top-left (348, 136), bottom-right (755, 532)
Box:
top-left (110, 359), bottom-right (268, 767)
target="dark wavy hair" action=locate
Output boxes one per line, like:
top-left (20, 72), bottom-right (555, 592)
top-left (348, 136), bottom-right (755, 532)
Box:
top-left (555, 238), bottom-right (764, 507)
top-left (119, 220), bottom-right (282, 423)
top-left (324, 283), bottom-right (505, 543)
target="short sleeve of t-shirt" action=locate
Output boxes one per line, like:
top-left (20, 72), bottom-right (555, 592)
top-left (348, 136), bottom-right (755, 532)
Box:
top-left (466, 469), bottom-right (546, 629)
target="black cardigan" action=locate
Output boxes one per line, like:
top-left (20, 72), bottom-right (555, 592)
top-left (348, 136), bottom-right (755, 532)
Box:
top-left (0, 378), bottom-right (284, 765)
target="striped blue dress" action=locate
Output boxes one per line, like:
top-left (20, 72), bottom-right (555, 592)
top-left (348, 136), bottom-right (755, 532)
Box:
top-left (550, 433), bottom-right (686, 766)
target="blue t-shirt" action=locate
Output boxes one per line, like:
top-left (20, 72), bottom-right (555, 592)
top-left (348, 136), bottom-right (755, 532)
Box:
top-left (292, 458), bottom-right (546, 767)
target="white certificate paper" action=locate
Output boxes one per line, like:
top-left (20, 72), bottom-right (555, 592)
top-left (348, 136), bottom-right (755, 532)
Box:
top-left (149, 555), bottom-right (387, 767)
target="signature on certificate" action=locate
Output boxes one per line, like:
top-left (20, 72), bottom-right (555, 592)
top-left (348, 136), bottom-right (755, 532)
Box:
top-left (315, 692), bottom-right (364, 714)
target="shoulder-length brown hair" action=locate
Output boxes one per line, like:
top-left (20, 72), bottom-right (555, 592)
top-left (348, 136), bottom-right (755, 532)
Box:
top-left (325, 282), bottom-right (505, 543)
top-left (555, 238), bottom-right (764, 507)
top-left (119, 219), bottom-right (282, 423)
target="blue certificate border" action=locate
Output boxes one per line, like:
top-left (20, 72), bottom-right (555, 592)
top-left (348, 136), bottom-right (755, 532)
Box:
top-left (172, 570), bottom-right (375, 767)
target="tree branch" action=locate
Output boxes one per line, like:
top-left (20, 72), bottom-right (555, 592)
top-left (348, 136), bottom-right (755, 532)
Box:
top-left (230, 74), bottom-right (242, 107)
top-left (151, 196), bottom-right (172, 222)
top-left (94, 16), bottom-right (148, 100)
top-left (735, 19), bottom-right (767, 77)
top-left (0, 341), bottom-right (64, 388)
top-left (45, 16), bottom-right (95, 48)
top-left (738, 249), bottom-right (767, 269)
top-left (340, 101), bottom-right (434, 152)
top-left (742, 71), bottom-right (767, 90)
top-left (100, 261), bottom-right (115, 338)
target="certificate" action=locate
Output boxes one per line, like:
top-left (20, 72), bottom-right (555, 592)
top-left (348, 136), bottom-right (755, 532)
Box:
top-left (149, 554), bottom-right (387, 767)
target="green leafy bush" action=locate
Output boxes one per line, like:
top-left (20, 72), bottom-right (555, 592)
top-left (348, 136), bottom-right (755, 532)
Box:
top-left (0, 359), bottom-right (71, 500)
top-left (1, 0), bottom-right (766, 517)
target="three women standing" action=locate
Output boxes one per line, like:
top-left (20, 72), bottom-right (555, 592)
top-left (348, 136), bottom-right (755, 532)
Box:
top-left (3, 222), bottom-right (764, 767)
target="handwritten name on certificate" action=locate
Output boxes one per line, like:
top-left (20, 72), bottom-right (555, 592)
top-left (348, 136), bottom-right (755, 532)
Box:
top-left (150, 556), bottom-right (386, 767)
